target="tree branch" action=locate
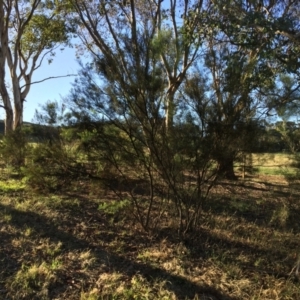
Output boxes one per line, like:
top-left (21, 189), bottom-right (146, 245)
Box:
top-left (34, 47), bottom-right (59, 71)
top-left (21, 74), bottom-right (77, 89)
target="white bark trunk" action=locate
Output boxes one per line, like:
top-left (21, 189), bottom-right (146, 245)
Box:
top-left (0, 0), bottom-right (54, 134)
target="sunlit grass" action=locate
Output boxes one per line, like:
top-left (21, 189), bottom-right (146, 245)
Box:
top-left (0, 179), bottom-right (25, 192)
top-left (8, 260), bottom-right (63, 299)
top-left (251, 153), bottom-right (295, 167)
top-left (253, 166), bottom-right (297, 176)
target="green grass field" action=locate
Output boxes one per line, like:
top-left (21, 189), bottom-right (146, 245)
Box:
top-left (1, 154), bottom-right (300, 299)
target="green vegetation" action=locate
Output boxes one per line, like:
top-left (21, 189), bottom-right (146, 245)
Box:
top-left (1, 1), bottom-right (300, 299)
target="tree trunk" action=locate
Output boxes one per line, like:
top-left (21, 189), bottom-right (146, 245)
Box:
top-left (11, 76), bottom-right (23, 130)
top-left (165, 90), bottom-right (175, 131)
top-left (5, 106), bottom-right (14, 134)
top-left (218, 157), bottom-right (237, 180)
top-left (13, 99), bottom-right (23, 130)
top-left (0, 84), bottom-right (14, 134)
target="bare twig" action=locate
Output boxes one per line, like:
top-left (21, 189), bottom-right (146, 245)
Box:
top-left (21, 74), bottom-right (77, 89)
top-left (288, 255), bottom-right (300, 276)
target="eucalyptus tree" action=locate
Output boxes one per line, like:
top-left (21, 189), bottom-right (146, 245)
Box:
top-left (267, 74), bottom-right (300, 153)
top-left (0, 0), bottom-right (73, 133)
top-left (210, 0), bottom-right (300, 82)
top-left (154, 0), bottom-right (207, 130)
top-left (184, 41), bottom-right (267, 179)
top-left (185, 0), bottom-right (300, 179)
top-left (269, 75), bottom-right (300, 119)
top-left (71, 0), bottom-right (209, 131)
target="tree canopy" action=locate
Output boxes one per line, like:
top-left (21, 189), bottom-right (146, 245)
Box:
top-left (0, 0), bottom-right (73, 133)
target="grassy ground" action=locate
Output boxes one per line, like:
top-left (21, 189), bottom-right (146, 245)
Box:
top-left (235, 153), bottom-right (298, 176)
top-left (1, 164), bottom-right (300, 299)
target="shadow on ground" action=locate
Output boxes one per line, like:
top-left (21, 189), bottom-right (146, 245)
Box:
top-left (0, 202), bottom-right (238, 300)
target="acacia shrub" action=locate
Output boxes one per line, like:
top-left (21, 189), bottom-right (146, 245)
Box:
top-left (73, 115), bottom-right (216, 235)
top-left (23, 133), bottom-right (86, 192)
top-left (0, 128), bottom-right (28, 170)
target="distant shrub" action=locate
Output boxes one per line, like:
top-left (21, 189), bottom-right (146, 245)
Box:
top-left (0, 129), bottom-right (29, 170)
top-left (23, 139), bottom-right (85, 192)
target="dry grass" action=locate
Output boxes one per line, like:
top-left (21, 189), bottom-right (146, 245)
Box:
top-left (234, 153), bottom-right (298, 177)
top-left (1, 168), bottom-right (300, 299)
top-left (251, 153), bottom-right (295, 167)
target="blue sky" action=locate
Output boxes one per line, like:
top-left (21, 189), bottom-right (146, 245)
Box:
top-left (1, 47), bottom-right (79, 122)
top-left (25, 47), bottom-right (78, 122)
